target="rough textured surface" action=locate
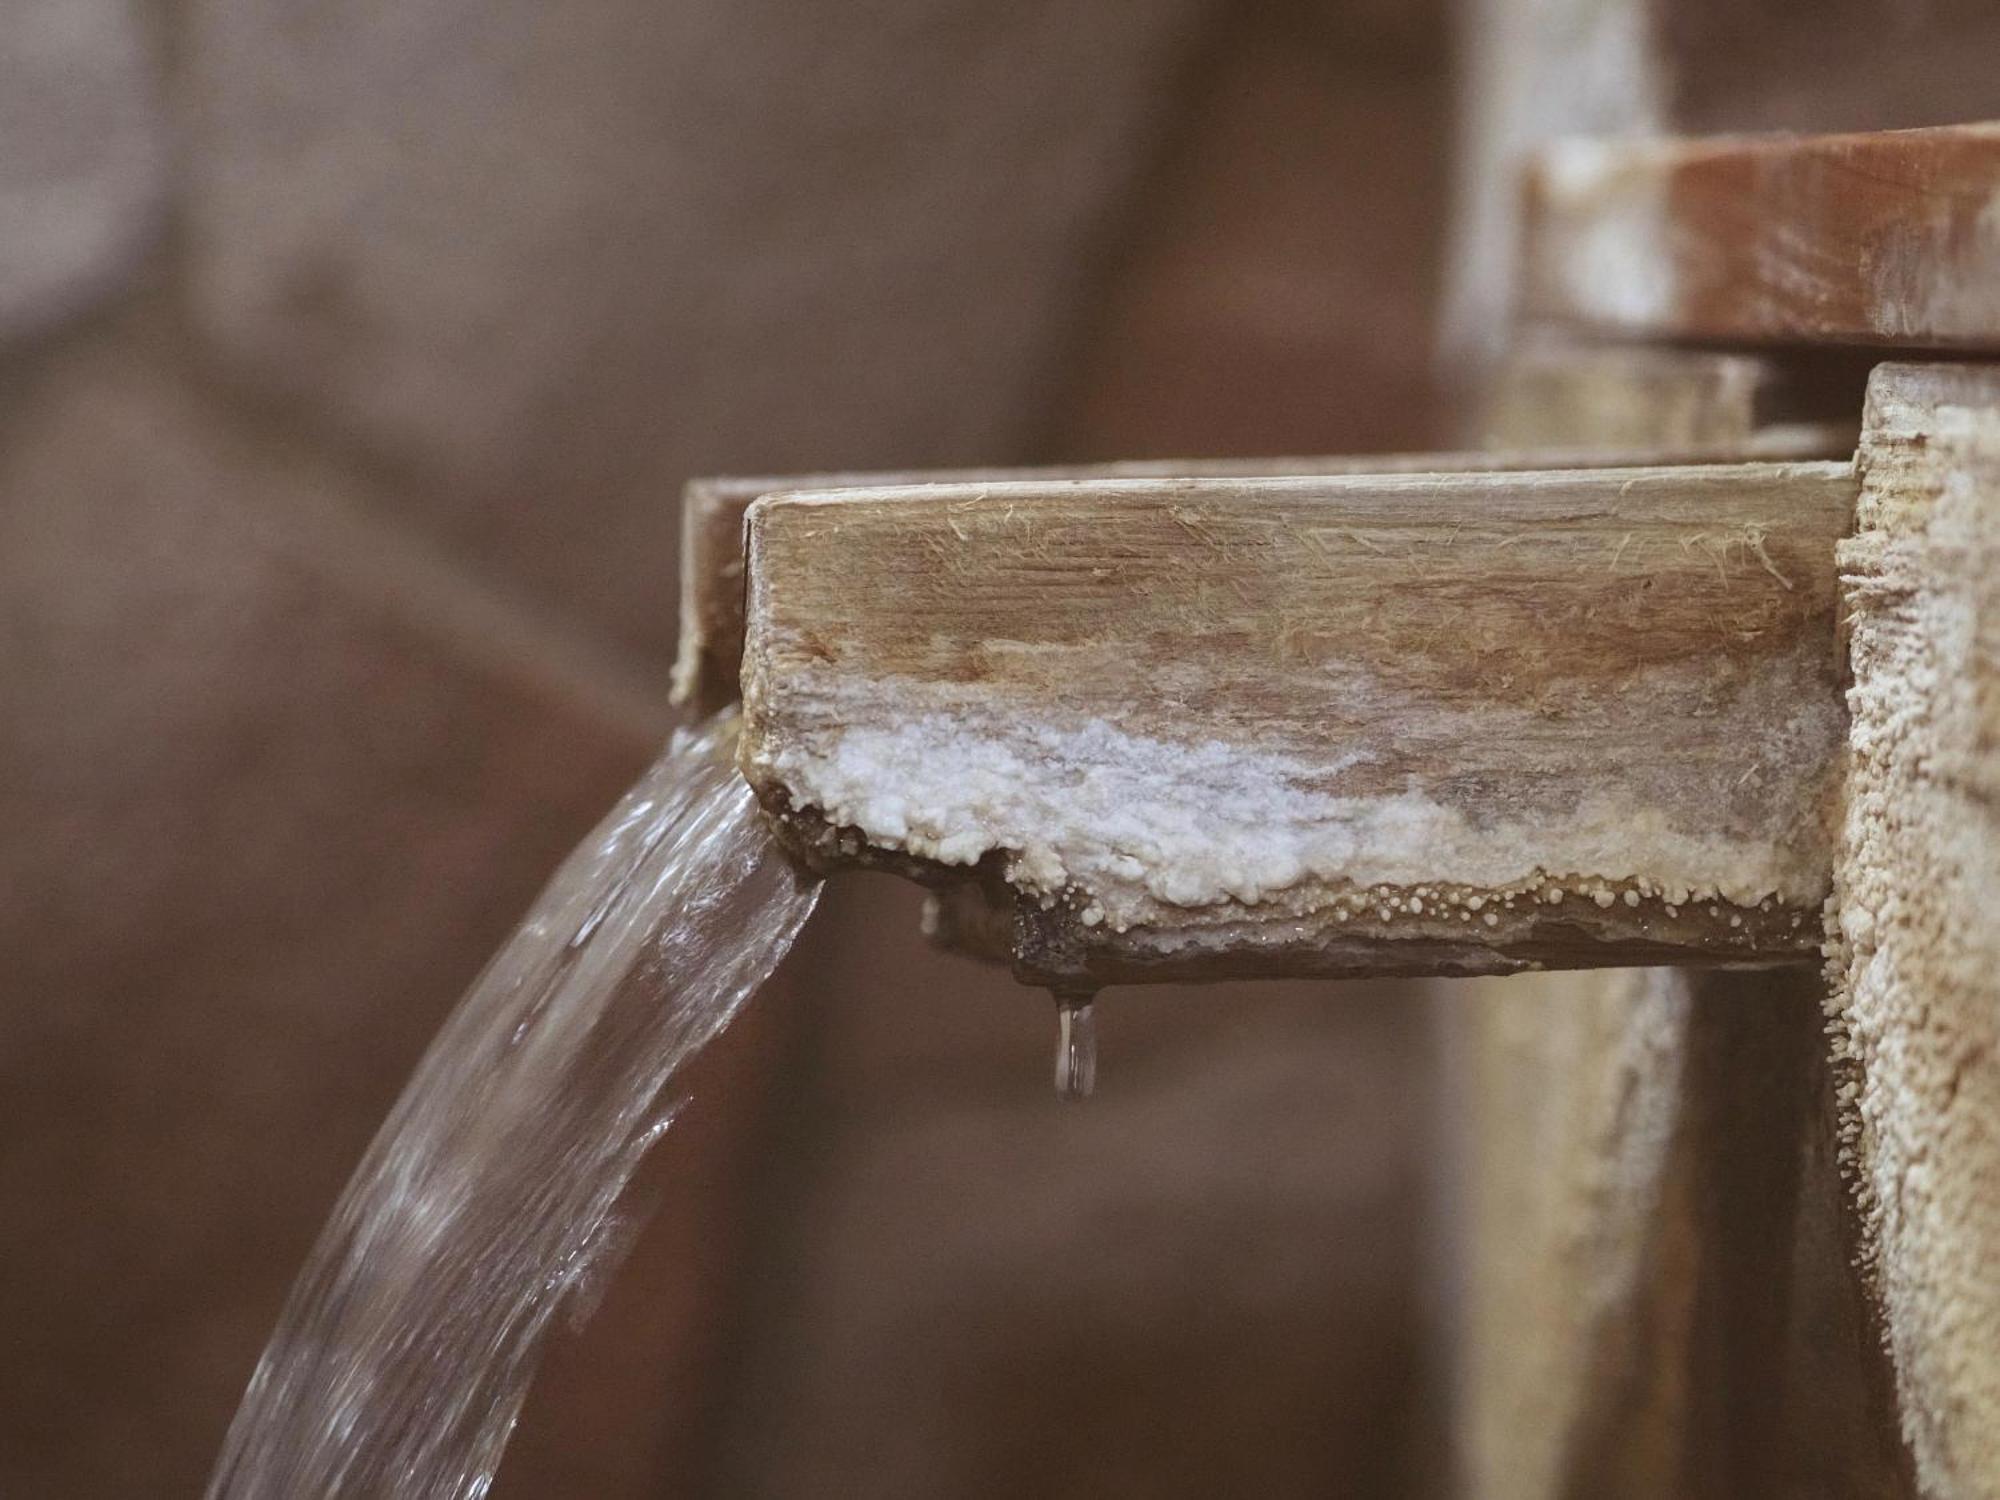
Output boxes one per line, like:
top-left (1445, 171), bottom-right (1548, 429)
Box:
top-left (180, 0), bottom-right (1211, 663)
top-left (676, 429), bottom-right (1852, 714)
top-left (1522, 123), bottom-right (2000, 350)
top-left (1439, 9), bottom-right (2000, 1496)
top-left (1831, 361), bottom-right (2000, 1498)
top-left (0, 0), bottom-right (165, 340)
top-left (676, 454), bottom-right (1521, 718)
top-left (1442, 339), bottom-right (1909, 1499)
top-left (741, 465), bottom-right (1852, 980)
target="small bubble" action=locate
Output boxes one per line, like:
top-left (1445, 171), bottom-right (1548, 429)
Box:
top-left (1053, 991), bottom-right (1098, 1103)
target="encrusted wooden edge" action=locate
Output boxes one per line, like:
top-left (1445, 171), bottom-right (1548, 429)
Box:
top-left (1827, 360), bottom-right (2000, 1495)
top-left (740, 463), bottom-right (1854, 984)
top-left (771, 800), bottom-right (1819, 987)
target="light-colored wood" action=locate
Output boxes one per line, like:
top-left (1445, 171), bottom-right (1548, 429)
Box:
top-left (1481, 345), bottom-right (1862, 453)
top-left (672, 430), bottom-right (1852, 715)
top-left (675, 458), bottom-right (1386, 715)
top-left (1453, 965), bottom-right (1699, 1498)
top-left (1522, 123), bottom-right (2000, 350)
top-left (1830, 361), bottom-right (2000, 1499)
top-left (738, 462), bottom-right (1853, 983)
top-left (1450, 964), bottom-right (1908, 1498)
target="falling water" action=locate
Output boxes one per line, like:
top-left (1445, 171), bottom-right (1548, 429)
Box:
top-left (1053, 992), bottom-right (1098, 1103)
top-left (207, 713), bottom-right (820, 1500)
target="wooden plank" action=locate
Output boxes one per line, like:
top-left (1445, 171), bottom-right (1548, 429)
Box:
top-left (1522, 122), bottom-right (2000, 350)
top-left (673, 429), bottom-right (1852, 714)
top-left (739, 462), bottom-right (1854, 983)
top-left (675, 458), bottom-right (1382, 715)
top-left (1831, 361), bottom-right (2000, 1497)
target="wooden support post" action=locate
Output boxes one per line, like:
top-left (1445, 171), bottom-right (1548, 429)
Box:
top-left (1829, 362), bottom-right (2000, 1497)
top-left (738, 461), bottom-right (1854, 983)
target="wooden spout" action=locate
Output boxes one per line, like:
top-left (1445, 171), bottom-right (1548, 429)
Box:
top-left (733, 461), bottom-right (1856, 984)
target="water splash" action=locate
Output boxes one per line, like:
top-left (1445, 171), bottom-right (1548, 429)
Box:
top-left (1053, 991), bottom-right (1098, 1102)
top-left (207, 713), bottom-right (819, 1500)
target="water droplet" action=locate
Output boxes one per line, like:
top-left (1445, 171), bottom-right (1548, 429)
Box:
top-left (1053, 991), bottom-right (1097, 1103)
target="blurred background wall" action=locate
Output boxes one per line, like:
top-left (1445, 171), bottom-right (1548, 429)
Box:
top-left (1, 0), bottom-right (1455, 1494)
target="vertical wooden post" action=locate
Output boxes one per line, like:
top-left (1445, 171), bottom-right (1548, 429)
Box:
top-left (1829, 363), bottom-right (2000, 1498)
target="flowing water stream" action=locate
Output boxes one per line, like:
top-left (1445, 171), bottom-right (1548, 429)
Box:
top-left (207, 713), bottom-right (821, 1499)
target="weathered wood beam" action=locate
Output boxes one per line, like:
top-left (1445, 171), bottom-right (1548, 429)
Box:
top-left (1830, 361), bottom-right (2000, 1496)
top-left (672, 429), bottom-right (1853, 714)
top-left (739, 462), bottom-right (1855, 983)
top-left (1522, 122), bottom-right (2000, 350)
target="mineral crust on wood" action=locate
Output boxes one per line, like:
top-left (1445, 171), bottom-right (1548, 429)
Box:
top-left (1830, 362), bottom-right (2000, 1498)
top-left (739, 463), bottom-right (1855, 982)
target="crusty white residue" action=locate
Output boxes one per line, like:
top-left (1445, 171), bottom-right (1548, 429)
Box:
top-left (1827, 404), bottom-right (2000, 1497)
top-left (748, 678), bottom-right (1831, 932)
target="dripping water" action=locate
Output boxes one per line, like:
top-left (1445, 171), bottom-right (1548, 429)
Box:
top-left (1053, 989), bottom-right (1098, 1102)
top-left (207, 713), bottom-right (820, 1500)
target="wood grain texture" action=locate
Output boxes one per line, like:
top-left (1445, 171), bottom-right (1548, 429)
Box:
top-left (673, 430), bottom-right (1852, 715)
top-left (1831, 361), bottom-right (2000, 1498)
top-left (739, 463), bottom-right (1853, 983)
top-left (674, 458), bottom-right (1390, 716)
top-left (1522, 122), bottom-right (2000, 350)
